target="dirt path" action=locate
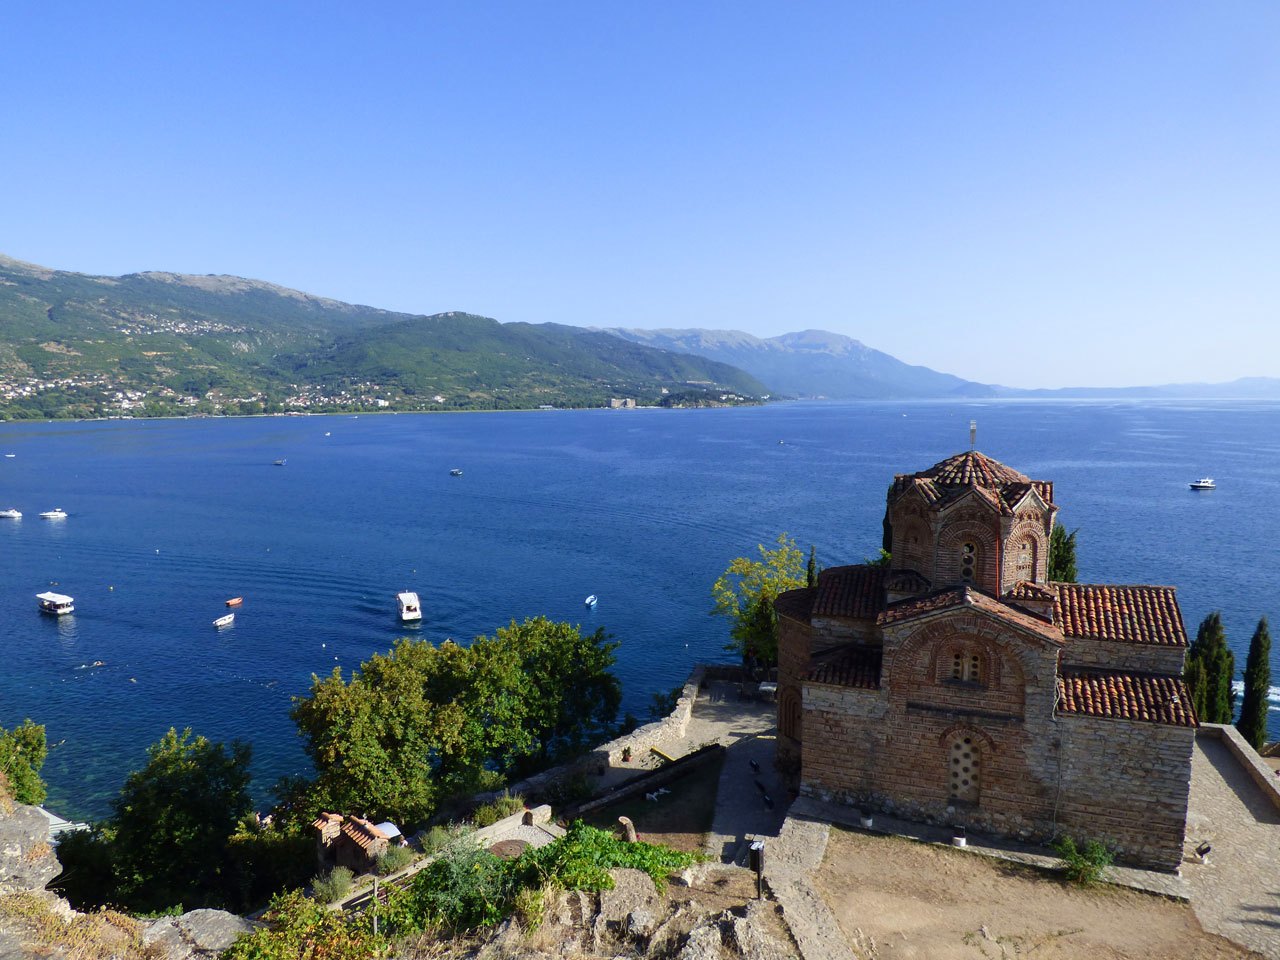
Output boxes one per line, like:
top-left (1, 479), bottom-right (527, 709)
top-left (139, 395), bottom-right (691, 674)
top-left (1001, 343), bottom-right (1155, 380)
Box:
top-left (815, 828), bottom-right (1259, 960)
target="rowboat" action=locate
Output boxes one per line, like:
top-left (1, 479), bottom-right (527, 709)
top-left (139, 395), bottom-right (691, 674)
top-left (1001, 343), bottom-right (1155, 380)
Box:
top-left (225, 597), bottom-right (243, 607)
top-left (214, 613), bottom-right (235, 628)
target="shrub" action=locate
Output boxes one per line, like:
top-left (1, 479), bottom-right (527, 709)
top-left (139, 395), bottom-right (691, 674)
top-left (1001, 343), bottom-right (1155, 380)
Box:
top-left (473, 791), bottom-right (525, 826)
top-left (516, 821), bottom-right (700, 893)
top-left (374, 844), bottom-right (416, 876)
top-left (420, 824), bottom-right (465, 857)
top-left (310, 866), bottom-right (354, 903)
top-left (1051, 835), bottom-right (1113, 886)
top-left (404, 840), bottom-right (516, 932)
top-left (224, 890), bottom-right (382, 960)
top-left (540, 773), bottom-right (593, 808)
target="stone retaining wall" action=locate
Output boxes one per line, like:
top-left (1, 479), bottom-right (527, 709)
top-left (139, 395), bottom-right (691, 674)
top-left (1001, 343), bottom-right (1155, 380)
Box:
top-left (1197, 723), bottom-right (1280, 813)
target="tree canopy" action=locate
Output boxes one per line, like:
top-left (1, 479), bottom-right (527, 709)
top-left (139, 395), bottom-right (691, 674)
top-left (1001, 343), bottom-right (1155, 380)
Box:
top-left (0, 719), bottom-right (47, 806)
top-left (1048, 524), bottom-right (1078, 582)
top-left (1236, 616), bottom-right (1272, 750)
top-left (1185, 612), bottom-right (1236, 725)
top-left (711, 533), bottom-right (807, 663)
top-left (286, 617), bottom-right (621, 825)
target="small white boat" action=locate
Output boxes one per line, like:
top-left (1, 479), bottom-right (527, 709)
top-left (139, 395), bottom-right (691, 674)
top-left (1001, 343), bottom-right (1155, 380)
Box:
top-left (214, 613), bottom-right (235, 628)
top-left (1189, 478), bottom-right (1216, 490)
top-left (397, 591), bottom-right (422, 622)
top-left (37, 592), bottom-right (74, 615)
top-left (274, 459), bottom-right (287, 466)
top-left (0, 508), bottom-right (21, 519)
top-left (585, 594), bottom-right (598, 607)
top-left (3, 454), bottom-right (14, 458)
top-left (450, 469), bottom-right (463, 476)
top-left (40, 508), bottom-right (67, 519)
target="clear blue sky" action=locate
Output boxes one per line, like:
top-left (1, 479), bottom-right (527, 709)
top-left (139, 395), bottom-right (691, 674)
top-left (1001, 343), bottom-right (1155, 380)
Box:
top-left (2, 1), bottom-right (1277, 388)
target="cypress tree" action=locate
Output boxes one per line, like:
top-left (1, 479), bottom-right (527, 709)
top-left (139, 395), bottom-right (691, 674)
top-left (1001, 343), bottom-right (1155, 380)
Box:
top-left (807, 546), bottom-right (817, 588)
top-left (1048, 524), bottom-right (1079, 582)
top-left (1186, 612), bottom-right (1236, 724)
top-left (1237, 617), bottom-right (1272, 750)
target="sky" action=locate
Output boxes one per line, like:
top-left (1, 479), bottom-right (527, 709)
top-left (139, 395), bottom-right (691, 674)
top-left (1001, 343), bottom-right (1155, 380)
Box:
top-left (2, 1), bottom-right (1278, 389)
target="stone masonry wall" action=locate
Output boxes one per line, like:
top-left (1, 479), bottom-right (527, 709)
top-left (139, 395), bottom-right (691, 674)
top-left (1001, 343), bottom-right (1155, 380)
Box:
top-left (1055, 715), bottom-right (1193, 871)
top-left (1061, 637), bottom-right (1185, 675)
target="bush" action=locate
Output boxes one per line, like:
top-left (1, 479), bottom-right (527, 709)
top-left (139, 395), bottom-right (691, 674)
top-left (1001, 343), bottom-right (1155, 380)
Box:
top-left (404, 840), bottom-right (516, 932)
top-left (224, 890), bottom-right (382, 960)
top-left (1051, 835), bottom-right (1113, 886)
top-left (420, 824), bottom-right (466, 857)
top-left (473, 791), bottom-right (524, 827)
top-left (540, 773), bottom-right (593, 808)
top-left (310, 866), bottom-right (353, 903)
top-left (374, 844), bottom-right (416, 876)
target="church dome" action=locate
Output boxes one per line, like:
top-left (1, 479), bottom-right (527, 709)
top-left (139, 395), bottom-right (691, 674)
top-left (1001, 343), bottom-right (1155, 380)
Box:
top-left (888, 450), bottom-right (1053, 514)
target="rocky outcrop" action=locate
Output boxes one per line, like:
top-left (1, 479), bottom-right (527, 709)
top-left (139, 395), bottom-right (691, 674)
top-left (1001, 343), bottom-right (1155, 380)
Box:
top-left (142, 909), bottom-right (258, 960)
top-left (0, 802), bottom-right (60, 896)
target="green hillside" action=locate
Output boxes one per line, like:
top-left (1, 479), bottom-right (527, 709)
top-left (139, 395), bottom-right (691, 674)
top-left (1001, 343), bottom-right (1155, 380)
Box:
top-left (0, 255), bottom-right (767, 418)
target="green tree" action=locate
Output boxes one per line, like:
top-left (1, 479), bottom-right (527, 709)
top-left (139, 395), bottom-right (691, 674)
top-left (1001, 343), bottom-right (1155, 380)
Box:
top-left (1048, 524), bottom-right (1079, 582)
top-left (1236, 616), bottom-right (1272, 750)
top-left (807, 545), bottom-right (818, 588)
top-left (711, 533), bottom-right (807, 663)
top-left (287, 618), bottom-right (621, 826)
top-left (0, 719), bottom-right (48, 806)
top-left (1186, 612), bottom-right (1236, 724)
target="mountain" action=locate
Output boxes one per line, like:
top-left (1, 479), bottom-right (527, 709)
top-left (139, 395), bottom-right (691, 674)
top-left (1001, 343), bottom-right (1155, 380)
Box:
top-left (991, 377), bottom-right (1280, 399)
top-left (601, 327), bottom-right (995, 399)
top-left (0, 255), bottom-right (767, 418)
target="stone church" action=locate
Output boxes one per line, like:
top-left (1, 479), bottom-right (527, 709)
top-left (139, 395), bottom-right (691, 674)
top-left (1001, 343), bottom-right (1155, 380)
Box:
top-left (774, 449), bottom-right (1196, 870)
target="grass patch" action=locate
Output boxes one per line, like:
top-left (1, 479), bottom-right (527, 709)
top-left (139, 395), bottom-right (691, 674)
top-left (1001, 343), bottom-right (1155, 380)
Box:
top-left (0, 893), bottom-right (145, 960)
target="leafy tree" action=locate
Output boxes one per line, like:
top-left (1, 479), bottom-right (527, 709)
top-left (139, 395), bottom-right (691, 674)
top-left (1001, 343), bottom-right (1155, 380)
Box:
top-left (711, 533), bottom-right (807, 663)
top-left (0, 719), bottom-right (48, 806)
top-left (1186, 612), bottom-right (1236, 724)
top-left (807, 545), bottom-right (818, 588)
top-left (864, 548), bottom-right (892, 568)
top-left (57, 727), bottom-right (254, 913)
top-left (1236, 616), bottom-right (1272, 750)
top-left (287, 618), bottom-right (621, 826)
top-left (1049, 524), bottom-right (1079, 582)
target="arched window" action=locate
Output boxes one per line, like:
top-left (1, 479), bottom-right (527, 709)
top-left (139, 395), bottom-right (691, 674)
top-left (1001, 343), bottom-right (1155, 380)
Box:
top-left (1015, 538), bottom-right (1035, 581)
top-left (959, 542), bottom-right (977, 583)
top-left (950, 651), bottom-right (982, 684)
top-left (949, 736), bottom-right (981, 803)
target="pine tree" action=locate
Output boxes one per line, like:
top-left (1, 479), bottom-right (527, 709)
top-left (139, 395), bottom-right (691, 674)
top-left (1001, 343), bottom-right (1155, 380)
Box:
top-left (1048, 524), bottom-right (1078, 582)
top-left (1237, 617), bottom-right (1272, 750)
top-left (1186, 611), bottom-right (1236, 724)
top-left (807, 545), bottom-right (818, 588)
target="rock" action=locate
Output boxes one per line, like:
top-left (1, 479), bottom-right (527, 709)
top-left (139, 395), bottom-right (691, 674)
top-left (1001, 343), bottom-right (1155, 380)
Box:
top-left (599, 868), bottom-right (659, 924)
top-left (0, 804), bottom-right (59, 895)
top-left (726, 902), bottom-right (792, 960)
top-left (475, 918), bottom-right (522, 960)
top-left (143, 909), bottom-right (256, 959)
top-left (626, 907), bottom-right (657, 942)
top-left (676, 918), bottom-right (726, 959)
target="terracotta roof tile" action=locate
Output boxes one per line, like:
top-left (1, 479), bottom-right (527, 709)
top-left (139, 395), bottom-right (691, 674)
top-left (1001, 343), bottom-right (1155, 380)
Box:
top-left (1006, 581), bottom-right (1054, 602)
top-left (341, 816), bottom-right (389, 850)
top-left (811, 565), bottom-right (887, 619)
top-left (877, 586), bottom-right (1063, 643)
top-left (1057, 670), bottom-right (1197, 727)
top-left (885, 569), bottom-right (931, 594)
top-left (805, 645), bottom-right (882, 689)
top-left (888, 451), bottom-right (1054, 515)
top-left (1053, 584), bottom-right (1187, 646)
top-left (774, 587), bottom-right (816, 622)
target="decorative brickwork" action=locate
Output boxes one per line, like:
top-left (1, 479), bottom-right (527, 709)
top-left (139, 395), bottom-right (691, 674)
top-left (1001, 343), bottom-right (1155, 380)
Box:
top-left (776, 449), bottom-right (1196, 871)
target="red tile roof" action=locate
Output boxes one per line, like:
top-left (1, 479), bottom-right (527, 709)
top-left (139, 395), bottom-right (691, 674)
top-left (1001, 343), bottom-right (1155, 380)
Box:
top-left (774, 587), bottom-right (816, 622)
top-left (888, 451), bottom-right (1054, 516)
top-left (1057, 670), bottom-right (1197, 727)
top-left (805, 644), bottom-right (882, 689)
top-left (1053, 584), bottom-right (1187, 647)
top-left (885, 569), bottom-right (931, 594)
top-left (341, 816), bottom-right (389, 850)
top-left (811, 565), bottom-right (887, 620)
top-left (1006, 580), bottom-right (1055, 602)
top-left (877, 586), bottom-right (1063, 643)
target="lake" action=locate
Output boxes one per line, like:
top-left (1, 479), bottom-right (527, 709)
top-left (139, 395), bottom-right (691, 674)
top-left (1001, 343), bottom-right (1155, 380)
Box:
top-left (2, 399), bottom-right (1278, 819)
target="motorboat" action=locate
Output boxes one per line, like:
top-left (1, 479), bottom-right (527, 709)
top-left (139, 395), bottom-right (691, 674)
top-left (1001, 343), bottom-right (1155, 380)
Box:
top-left (0, 508), bottom-right (21, 519)
top-left (274, 459), bottom-right (287, 466)
top-left (585, 594), bottom-right (598, 607)
top-left (225, 597), bottom-right (243, 607)
top-left (397, 591), bottom-right (422, 622)
top-left (37, 592), bottom-right (74, 615)
top-left (213, 613), bottom-right (235, 628)
top-left (450, 469), bottom-right (463, 476)
top-left (1189, 478), bottom-right (1216, 490)
top-left (40, 508), bottom-right (67, 519)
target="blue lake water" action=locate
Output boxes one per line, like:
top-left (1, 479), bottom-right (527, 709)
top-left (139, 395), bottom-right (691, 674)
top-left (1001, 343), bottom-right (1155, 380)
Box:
top-left (2, 400), bottom-right (1278, 820)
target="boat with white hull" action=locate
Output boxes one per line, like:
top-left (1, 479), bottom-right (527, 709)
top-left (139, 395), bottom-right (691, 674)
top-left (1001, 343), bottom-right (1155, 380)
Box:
top-left (37, 592), bottom-right (74, 615)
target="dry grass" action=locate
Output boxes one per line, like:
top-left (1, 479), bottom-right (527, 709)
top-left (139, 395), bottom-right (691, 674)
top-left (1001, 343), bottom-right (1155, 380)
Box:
top-left (0, 892), bottom-right (152, 960)
top-left (22, 840), bottom-right (52, 863)
top-left (581, 750), bottom-right (725, 853)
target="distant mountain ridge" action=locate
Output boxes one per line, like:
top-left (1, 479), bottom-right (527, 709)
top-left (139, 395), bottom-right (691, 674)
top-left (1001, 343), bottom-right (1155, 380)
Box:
top-left (601, 326), bottom-right (995, 399)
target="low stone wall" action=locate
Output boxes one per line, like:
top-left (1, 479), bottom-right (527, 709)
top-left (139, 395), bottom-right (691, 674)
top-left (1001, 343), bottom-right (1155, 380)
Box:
top-left (475, 663), bottom-right (716, 804)
top-left (562, 744), bottom-right (725, 818)
top-left (1197, 723), bottom-right (1280, 812)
